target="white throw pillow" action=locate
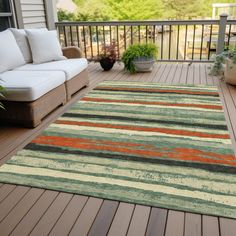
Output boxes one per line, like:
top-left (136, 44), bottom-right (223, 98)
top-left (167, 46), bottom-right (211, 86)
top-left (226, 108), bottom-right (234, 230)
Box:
top-left (26, 30), bottom-right (66, 64)
top-left (0, 30), bottom-right (26, 73)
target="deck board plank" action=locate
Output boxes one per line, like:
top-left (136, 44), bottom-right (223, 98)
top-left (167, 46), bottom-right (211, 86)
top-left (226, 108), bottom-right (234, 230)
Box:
top-left (29, 192), bottom-right (73, 236)
top-left (165, 210), bottom-right (184, 236)
top-left (220, 218), bottom-right (236, 236)
top-left (49, 195), bottom-right (88, 236)
top-left (108, 203), bottom-right (135, 236)
top-left (11, 190), bottom-right (58, 236)
top-left (146, 208), bottom-right (167, 236)
top-left (202, 215), bottom-right (220, 236)
top-left (179, 64), bottom-right (188, 84)
top-left (0, 184), bottom-right (16, 203)
top-left (88, 200), bottom-right (119, 236)
top-left (0, 186), bottom-right (30, 222)
top-left (158, 64), bottom-right (172, 83)
top-left (127, 205), bottom-right (151, 236)
top-left (69, 197), bottom-right (103, 236)
top-left (152, 64), bottom-right (166, 83)
top-left (0, 188), bottom-right (44, 236)
top-left (193, 63), bottom-right (200, 85)
top-left (184, 213), bottom-right (201, 236)
top-left (172, 64), bottom-right (183, 84)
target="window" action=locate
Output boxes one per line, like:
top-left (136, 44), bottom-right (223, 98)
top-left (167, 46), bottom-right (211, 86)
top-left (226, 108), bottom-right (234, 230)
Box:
top-left (0, 0), bottom-right (14, 31)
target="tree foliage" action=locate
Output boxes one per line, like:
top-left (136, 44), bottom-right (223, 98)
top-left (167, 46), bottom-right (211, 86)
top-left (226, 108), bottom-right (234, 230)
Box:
top-left (57, 0), bottom-right (236, 21)
top-left (162, 0), bottom-right (205, 19)
top-left (104, 0), bottom-right (164, 20)
top-left (57, 9), bottom-right (76, 21)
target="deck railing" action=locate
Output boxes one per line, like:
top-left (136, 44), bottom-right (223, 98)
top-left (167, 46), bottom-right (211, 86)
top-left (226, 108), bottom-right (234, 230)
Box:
top-left (56, 15), bottom-right (236, 62)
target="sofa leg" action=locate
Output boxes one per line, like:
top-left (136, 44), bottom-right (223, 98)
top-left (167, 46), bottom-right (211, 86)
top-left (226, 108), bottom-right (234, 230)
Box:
top-left (62, 99), bottom-right (67, 106)
top-left (26, 118), bottom-right (42, 128)
top-left (67, 94), bottom-right (72, 101)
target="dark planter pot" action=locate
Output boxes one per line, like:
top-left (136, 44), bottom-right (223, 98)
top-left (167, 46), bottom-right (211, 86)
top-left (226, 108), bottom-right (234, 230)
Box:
top-left (100, 58), bottom-right (115, 71)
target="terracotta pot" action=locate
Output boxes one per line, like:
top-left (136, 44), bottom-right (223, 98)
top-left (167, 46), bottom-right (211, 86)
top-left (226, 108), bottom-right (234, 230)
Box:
top-left (100, 58), bottom-right (115, 71)
top-left (225, 58), bottom-right (236, 85)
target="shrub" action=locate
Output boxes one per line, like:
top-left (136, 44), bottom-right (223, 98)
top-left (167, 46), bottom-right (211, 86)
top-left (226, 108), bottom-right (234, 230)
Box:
top-left (210, 47), bottom-right (236, 76)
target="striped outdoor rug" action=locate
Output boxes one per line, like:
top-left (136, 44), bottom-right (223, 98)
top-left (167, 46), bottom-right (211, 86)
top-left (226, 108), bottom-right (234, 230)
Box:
top-left (0, 81), bottom-right (236, 218)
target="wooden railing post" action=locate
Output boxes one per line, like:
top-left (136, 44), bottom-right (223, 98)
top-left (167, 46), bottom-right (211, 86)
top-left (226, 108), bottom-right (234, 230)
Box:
top-left (216, 13), bottom-right (228, 55)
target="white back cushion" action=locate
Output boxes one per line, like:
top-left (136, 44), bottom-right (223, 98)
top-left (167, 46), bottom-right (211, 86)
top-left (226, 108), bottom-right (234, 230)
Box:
top-left (0, 30), bottom-right (25, 73)
top-left (26, 30), bottom-right (66, 64)
top-left (10, 28), bottom-right (32, 63)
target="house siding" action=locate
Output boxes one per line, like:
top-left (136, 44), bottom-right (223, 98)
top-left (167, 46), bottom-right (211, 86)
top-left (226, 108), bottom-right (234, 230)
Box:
top-left (20, 0), bottom-right (47, 28)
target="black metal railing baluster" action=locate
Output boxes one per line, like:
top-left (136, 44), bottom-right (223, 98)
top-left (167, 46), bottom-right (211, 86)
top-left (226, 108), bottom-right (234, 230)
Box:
top-left (169, 25), bottom-right (172, 60)
top-left (109, 25), bottom-right (112, 44)
top-left (63, 26), bottom-right (68, 47)
top-left (58, 26), bottom-right (63, 46)
top-left (153, 25), bottom-right (156, 43)
top-left (69, 26), bottom-right (73, 46)
top-left (96, 26), bottom-right (99, 56)
top-left (76, 26), bottom-right (80, 47)
top-left (82, 25), bottom-right (87, 58)
top-left (207, 24), bottom-right (213, 60)
top-left (227, 24), bottom-right (232, 47)
top-left (124, 25), bottom-right (127, 50)
top-left (161, 25), bottom-right (164, 60)
top-left (89, 25), bottom-right (93, 59)
top-left (200, 24), bottom-right (204, 60)
top-left (184, 25), bottom-right (188, 60)
top-left (116, 25), bottom-right (120, 59)
top-left (192, 25), bottom-right (196, 60)
top-left (176, 25), bottom-right (180, 60)
top-left (146, 25), bottom-right (148, 43)
top-left (103, 25), bottom-right (106, 46)
top-left (138, 25), bottom-right (141, 43)
top-left (131, 25), bottom-right (133, 44)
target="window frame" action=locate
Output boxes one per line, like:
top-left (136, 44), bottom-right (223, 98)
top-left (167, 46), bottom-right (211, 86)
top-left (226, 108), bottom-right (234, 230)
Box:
top-left (0, 0), bottom-right (15, 30)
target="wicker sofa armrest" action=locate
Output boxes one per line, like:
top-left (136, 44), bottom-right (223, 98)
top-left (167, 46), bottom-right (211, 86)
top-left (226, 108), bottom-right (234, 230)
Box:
top-left (62, 46), bottom-right (84, 59)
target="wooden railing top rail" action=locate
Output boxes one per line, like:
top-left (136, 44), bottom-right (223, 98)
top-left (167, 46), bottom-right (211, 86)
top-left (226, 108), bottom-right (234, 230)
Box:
top-left (56, 19), bottom-right (221, 27)
top-left (227, 19), bottom-right (236, 24)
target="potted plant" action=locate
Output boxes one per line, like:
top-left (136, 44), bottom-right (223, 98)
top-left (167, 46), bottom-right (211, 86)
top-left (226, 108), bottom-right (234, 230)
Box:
top-left (121, 43), bottom-right (158, 73)
top-left (98, 41), bottom-right (117, 71)
top-left (210, 47), bottom-right (236, 85)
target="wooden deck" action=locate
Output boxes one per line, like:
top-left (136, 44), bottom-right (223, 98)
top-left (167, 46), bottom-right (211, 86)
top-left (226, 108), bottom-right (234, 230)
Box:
top-left (0, 63), bottom-right (236, 236)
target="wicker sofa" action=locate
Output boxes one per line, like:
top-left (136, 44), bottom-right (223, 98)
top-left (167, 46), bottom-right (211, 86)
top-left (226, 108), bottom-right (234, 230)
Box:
top-left (0, 46), bottom-right (89, 128)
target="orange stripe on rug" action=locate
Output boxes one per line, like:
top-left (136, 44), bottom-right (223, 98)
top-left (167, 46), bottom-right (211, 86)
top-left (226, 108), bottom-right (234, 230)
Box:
top-left (32, 135), bottom-right (236, 166)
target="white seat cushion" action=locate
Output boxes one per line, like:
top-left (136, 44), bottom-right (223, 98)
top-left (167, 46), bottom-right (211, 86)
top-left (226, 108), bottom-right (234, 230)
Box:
top-left (0, 71), bottom-right (66, 102)
top-left (14, 58), bottom-right (88, 81)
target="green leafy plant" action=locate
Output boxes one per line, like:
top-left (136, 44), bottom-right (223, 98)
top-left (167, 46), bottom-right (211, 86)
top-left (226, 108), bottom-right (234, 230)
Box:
top-left (121, 43), bottom-right (158, 73)
top-left (210, 47), bottom-right (236, 76)
top-left (0, 83), bottom-right (5, 110)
